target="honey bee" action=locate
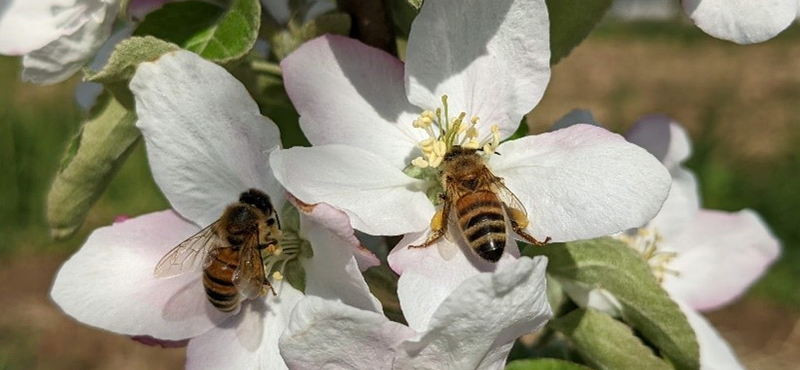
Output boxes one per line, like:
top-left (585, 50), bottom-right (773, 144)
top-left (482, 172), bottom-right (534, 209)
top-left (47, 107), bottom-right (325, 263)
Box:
top-left (154, 189), bottom-right (281, 312)
top-left (410, 146), bottom-right (550, 262)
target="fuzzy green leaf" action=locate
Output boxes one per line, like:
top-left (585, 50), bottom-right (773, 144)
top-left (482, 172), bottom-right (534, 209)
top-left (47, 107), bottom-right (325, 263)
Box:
top-left (506, 358), bottom-right (594, 370)
top-left (526, 239), bottom-right (700, 370)
top-left (405, 0), bottom-right (423, 10)
top-left (546, 0), bottom-right (613, 64)
top-left (47, 94), bottom-right (139, 240)
top-left (133, 1), bottom-right (225, 46)
top-left (85, 36), bottom-right (179, 109)
top-left (550, 309), bottom-right (672, 370)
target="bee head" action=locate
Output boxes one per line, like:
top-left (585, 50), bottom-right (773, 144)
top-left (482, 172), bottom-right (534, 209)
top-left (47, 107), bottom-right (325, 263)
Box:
top-left (239, 189), bottom-right (275, 216)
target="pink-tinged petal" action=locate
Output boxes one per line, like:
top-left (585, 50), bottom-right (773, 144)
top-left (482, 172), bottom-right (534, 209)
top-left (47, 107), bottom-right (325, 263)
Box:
top-left (21, 1), bottom-right (117, 84)
top-left (280, 296), bottom-right (417, 370)
top-left (131, 336), bottom-right (189, 348)
top-left (289, 195), bottom-right (379, 270)
top-left (293, 199), bottom-right (382, 313)
top-left (661, 209), bottom-right (781, 311)
top-left (282, 35), bottom-right (423, 169)
top-left (490, 124), bottom-right (671, 242)
top-left (682, 0), bottom-right (795, 44)
top-left (675, 299), bottom-right (746, 370)
top-left (186, 286), bottom-right (305, 370)
top-left (625, 115), bottom-right (692, 172)
top-left (395, 257), bottom-right (552, 369)
top-left (389, 232), bottom-right (521, 331)
top-left (0, 0), bottom-right (78, 55)
top-left (51, 210), bottom-right (230, 340)
top-left (270, 145), bottom-right (434, 235)
top-left (405, 0), bottom-right (550, 138)
top-left (131, 50), bottom-right (283, 227)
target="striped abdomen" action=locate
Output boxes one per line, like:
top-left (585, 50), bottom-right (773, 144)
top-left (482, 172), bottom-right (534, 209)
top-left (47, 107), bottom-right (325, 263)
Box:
top-left (455, 190), bottom-right (507, 262)
top-left (202, 247), bottom-right (242, 312)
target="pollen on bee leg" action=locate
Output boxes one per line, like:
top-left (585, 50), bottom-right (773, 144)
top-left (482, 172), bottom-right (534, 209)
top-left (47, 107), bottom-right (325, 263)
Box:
top-left (507, 207), bottom-right (529, 229)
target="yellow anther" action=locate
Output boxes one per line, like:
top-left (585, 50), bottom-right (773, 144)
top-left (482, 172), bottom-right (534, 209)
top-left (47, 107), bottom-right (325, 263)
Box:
top-left (429, 155), bottom-right (443, 168)
top-left (463, 139), bottom-right (480, 149)
top-left (433, 140), bottom-right (447, 157)
top-left (272, 247), bottom-right (283, 256)
top-left (471, 116), bottom-right (480, 125)
top-left (412, 157), bottom-right (429, 168)
top-left (272, 271), bottom-right (284, 280)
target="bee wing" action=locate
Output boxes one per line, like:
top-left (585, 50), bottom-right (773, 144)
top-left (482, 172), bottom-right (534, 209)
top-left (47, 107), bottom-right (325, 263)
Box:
top-left (492, 177), bottom-right (528, 218)
top-left (153, 223), bottom-right (222, 278)
top-left (232, 235), bottom-right (266, 300)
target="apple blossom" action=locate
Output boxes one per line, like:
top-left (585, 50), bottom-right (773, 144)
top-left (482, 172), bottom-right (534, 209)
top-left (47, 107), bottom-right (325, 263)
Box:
top-left (0, 0), bottom-right (171, 84)
top-left (51, 50), bottom-right (380, 369)
top-left (681, 0), bottom-right (797, 44)
top-left (560, 113), bottom-right (780, 370)
top-left (279, 257), bottom-right (551, 370)
top-left (270, 0), bottom-right (671, 331)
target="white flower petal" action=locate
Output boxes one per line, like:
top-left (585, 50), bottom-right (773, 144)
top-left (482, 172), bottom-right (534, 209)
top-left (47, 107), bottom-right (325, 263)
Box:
top-left (626, 116), bottom-right (700, 236)
top-left (270, 145), bottom-right (434, 235)
top-left (21, 1), bottom-right (117, 84)
top-left (185, 286), bottom-right (305, 370)
top-left (625, 115), bottom-right (693, 172)
top-left (649, 166), bottom-right (700, 238)
top-left (395, 257), bottom-right (552, 370)
top-left (662, 209), bottom-right (781, 311)
top-left (675, 299), bottom-right (747, 370)
top-left (297, 200), bottom-right (382, 313)
top-left (389, 231), bottom-right (521, 331)
top-left (405, 0), bottom-right (550, 138)
top-left (131, 50), bottom-right (283, 226)
top-left (280, 296), bottom-right (417, 370)
top-left (50, 210), bottom-right (230, 340)
top-left (281, 35), bottom-right (423, 169)
top-left (490, 124), bottom-right (671, 242)
top-left (0, 0), bottom-right (79, 55)
top-left (682, 0), bottom-right (795, 44)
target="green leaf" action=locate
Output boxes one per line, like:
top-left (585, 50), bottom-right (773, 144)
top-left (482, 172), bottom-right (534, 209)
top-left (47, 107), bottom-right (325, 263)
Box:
top-left (506, 358), bottom-right (594, 370)
top-left (47, 94), bottom-right (139, 240)
top-left (133, 1), bottom-right (226, 46)
top-left (550, 309), bottom-right (672, 370)
top-left (546, 0), bottom-right (613, 64)
top-left (525, 239), bottom-right (700, 370)
top-left (135, 0), bottom-right (261, 63)
top-left (85, 36), bottom-right (179, 109)
top-left (505, 118), bottom-right (530, 142)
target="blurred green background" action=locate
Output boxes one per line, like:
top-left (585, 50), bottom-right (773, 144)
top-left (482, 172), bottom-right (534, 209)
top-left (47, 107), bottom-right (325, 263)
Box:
top-left (1, 19), bottom-right (799, 369)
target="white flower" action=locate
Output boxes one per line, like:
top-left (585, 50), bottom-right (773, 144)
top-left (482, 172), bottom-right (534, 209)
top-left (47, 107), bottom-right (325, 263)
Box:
top-left (0, 0), bottom-right (171, 84)
top-left (270, 0), bottom-right (671, 331)
top-left (50, 50), bottom-right (380, 369)
top-left (564, 113), bottom-right (781, 370)
top-left (279, 257), bottom-right (551, 370)
top-left (680, 0), bottom-right (797, 44)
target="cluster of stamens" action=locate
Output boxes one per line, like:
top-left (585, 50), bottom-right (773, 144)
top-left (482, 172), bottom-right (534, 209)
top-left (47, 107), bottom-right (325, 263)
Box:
top-left (618, 227), bottom-right (679, 284)
top-left (410, 95), bottom-right (501, 169)
top-left (263, 232), bottom-right (302, 285)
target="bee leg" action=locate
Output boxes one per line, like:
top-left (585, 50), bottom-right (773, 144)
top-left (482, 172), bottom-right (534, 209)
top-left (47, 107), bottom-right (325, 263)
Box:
top-left (507, 207), bottom-right (551, 246)
top-left (409, 194), bottom-right (451, 249)
top-left (263, 278), bottom-right (277, 296)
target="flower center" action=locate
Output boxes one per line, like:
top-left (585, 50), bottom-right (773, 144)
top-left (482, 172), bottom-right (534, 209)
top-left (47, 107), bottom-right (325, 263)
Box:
top-left (617, 227), bottom-right (679, 284)
top-left (262, 205), bottom-right (313, 293)
top-left (403, 95), bottom-right (501, 204)
top-left (410, 95), bottom-right (501, 169)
